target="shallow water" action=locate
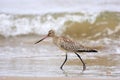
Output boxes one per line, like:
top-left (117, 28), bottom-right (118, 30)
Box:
top-left (0, 0), bottom-right (120, 79)
top-left (0, 36), bottom-right (119, 79)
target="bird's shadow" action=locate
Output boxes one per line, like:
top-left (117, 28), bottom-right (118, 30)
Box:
top-left (60, 68), bottom-right (85, 77)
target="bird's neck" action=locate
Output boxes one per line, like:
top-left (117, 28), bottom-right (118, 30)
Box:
top-left (52, 35), bottom-right (59, 40)
top-left (52, 35), bottom-right (59, 45)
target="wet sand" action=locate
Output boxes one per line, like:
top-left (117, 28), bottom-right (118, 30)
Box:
top-left (0, 36), bottom-right (120, 79)
top-left (0, 76), bottom-right (118, 80)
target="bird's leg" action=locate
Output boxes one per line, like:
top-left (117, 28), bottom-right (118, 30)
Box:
top-left (60, 53), bottom-right (67, 70)
top-left (74, 52), bottom-right (86, 71)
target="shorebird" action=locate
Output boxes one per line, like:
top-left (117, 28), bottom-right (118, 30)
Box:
top-left (35, 30), bottom-right (98, 71)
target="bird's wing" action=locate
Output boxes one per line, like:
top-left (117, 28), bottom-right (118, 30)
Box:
top-left (58, 36), bottom-right (98, 52)
top-left (58, 37), bottom-right (83, 51)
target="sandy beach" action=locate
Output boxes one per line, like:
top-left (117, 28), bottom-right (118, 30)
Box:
top-left (0, 36), bottom-right (119, 79)
top-left (0, 76), bottom-right (119, 80)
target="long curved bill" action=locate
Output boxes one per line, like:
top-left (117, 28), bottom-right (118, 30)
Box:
top-left (35, 35), bottom-right (48, 44)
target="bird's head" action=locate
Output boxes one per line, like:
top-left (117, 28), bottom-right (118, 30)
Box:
top-left (47, 29), bottom-right (55, 37)
top-left (35, 29), bottom-right (55, 44)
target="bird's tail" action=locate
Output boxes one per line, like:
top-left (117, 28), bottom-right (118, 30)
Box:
top-left (77, 49), bottom-right (98, 52)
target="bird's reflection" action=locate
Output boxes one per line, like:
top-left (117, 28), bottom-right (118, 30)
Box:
top-left (60, 68), bottom-right (85, 77)
top-left (61, 69), bottom-right (68, 77)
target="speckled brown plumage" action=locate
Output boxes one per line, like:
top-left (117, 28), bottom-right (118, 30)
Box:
top-left (35, 30), bottom-right (98, 71)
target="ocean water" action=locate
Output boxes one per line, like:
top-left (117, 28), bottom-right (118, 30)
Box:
top-left (0, 0), bottom-right (120, 79)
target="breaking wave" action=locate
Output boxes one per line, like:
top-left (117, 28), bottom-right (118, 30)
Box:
top-left (0, 12), bottom-right (120, 40)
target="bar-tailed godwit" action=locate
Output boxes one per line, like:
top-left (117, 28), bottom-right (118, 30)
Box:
top-left (35, 30), bottom-right (98, 71)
